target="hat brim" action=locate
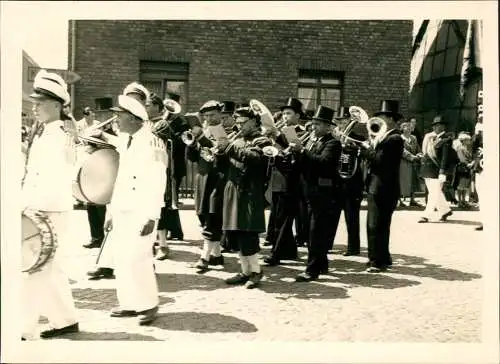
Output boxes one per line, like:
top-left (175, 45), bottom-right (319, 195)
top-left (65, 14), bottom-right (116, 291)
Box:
top-left (109, 106), bottom-right (126, 113)
top-left (200, 106), bottom-right (222, 114)
top-left (312, 117), bottom-right (335, 124)
top-left (373, 111), bottom-right (403, 120)
top-left (29, 89), bottom-right (64, 103)
top-left (280, 106), bottom-right (303, 114)
top-left (432, 121), bottom-right (447, 126)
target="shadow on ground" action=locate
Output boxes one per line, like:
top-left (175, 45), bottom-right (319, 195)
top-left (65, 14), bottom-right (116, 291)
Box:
top-left (72, 288), bottom-right (174, 311)
top-left (65, 331), bottom-right (161, 341)
top-left (328, 244), bottom-right (482, 282)
top-left (149, 312), bottom-right (257, 334)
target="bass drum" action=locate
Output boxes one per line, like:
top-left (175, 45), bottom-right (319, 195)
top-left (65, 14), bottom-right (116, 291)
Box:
top-left (22, 211), bottom-right (58, 274)
top-left (73, 146), bottom-right (120, 205)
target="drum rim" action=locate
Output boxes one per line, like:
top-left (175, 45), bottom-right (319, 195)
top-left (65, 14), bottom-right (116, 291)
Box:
top-left (73, 148), bottom-right (119, 205)
top-left (22, 212), bottom-right (58, 274)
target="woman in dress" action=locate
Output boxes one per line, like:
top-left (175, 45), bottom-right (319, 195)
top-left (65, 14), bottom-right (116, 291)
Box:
top-left (399, 121), bottom-right (422, 207)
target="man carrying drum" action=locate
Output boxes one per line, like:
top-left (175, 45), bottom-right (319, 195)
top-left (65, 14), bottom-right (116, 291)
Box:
top-left (22, 70), bottom-right (80, 340)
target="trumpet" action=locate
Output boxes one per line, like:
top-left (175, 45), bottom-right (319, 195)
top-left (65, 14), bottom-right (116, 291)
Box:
top-left (180, 130), bottom-right (196, 145)
top-left (199, 129), bottom-right (243, 162)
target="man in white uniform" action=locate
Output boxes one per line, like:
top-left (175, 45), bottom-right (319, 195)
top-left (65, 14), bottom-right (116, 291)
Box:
top-left (105, 94), bottom-right (167, 325)
top-left (22, 70), bottom-right (79, 340)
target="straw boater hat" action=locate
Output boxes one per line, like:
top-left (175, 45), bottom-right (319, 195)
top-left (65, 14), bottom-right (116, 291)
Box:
top-left (123, 82), bottom-right (151, 106)
top-left (199, 100), bottom-right (223, 114)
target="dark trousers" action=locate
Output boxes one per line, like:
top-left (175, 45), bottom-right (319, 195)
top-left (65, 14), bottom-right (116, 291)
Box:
top-left (199, 211), bottom-right (223, 242)
top-left (330, 194), bottom-right (362, 252)
top-left (295, 191), bottom-right (309, 245)
top-left (366, 194), bottom-right (397, 268)
top-left (225, 230), bottom-right (260, 256)
top-left (306, 202), bottom-right (340, 276)
top-left (86, 204), bottom-right (106, 242)
top-left (157, 207), bottom-right (183, 238)
top-left (269, 192), bottom-right (298, 260)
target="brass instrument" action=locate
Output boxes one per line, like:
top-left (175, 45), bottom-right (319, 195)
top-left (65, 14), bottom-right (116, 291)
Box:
top-left (337, 106), bottom-right (369, 179)
top-left (151, 99), bottom-right (182, 139)
top-left (367, 116), bottom-right (387, 144)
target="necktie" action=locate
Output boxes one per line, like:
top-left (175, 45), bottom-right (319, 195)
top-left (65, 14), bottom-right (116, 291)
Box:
top-left (127, 135), bottom-right (133, 149)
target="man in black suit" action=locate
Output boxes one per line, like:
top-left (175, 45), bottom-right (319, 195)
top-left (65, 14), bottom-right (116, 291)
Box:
top-left (418, 115), bottom-right (454, 223)
top-left (361, 100), bottom-right (404, 273)
top-left (331, 106), bottom-right (365, 256)
top-left (288, 105), bottom-right (342, 282)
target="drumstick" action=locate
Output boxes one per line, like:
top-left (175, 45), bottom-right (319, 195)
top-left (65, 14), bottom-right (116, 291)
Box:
top-left (95, 229), bottom-right (110, 265)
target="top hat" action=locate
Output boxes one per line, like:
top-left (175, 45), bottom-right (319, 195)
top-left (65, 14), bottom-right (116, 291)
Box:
top-left (166, 91), bottom-right (181, 103)
top-left (311, 105), bottom-right (335, 124)
top-left (280, 97), bottom-right (304, 114)
top-left (335, 106), bottom-right (351, 120)
top-left (431, 115), bottom-right (447, 126)
top-left (373, 100), bottom-right (403, 120)
top-left (220, 101), bottom-right (236, 114)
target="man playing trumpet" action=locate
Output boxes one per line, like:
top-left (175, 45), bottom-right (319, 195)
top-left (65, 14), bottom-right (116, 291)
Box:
top-left (217, 105), bottom-right (273, 288)
top-left (287, 105), bottom-right (343, 282)
top-left (187, 100), bottom-right (227, 271)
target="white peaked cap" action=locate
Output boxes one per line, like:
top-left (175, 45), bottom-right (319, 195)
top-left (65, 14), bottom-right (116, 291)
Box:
top-left (110, 95), bottom-right (149, 121)
top-left (122, 82), bottom-right (151, 105)
top-left (199, 100), bottom-right (223, 113)
top-left (30, 69), bottom-right (71, 105)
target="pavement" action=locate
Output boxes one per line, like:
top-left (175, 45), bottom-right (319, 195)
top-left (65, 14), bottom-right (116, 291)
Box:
top-left (39, 198), bottom-right (485, 343)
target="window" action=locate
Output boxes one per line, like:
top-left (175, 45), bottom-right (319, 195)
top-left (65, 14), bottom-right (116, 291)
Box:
top-left (139, 61), bottom-right (189, 109)
top-left (297, 70), bottom-right (343, 113)
top-left (95, 97), bottom-right (113, 111)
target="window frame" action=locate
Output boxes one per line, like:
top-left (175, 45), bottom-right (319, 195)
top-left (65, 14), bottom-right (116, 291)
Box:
top-left (297, 69), bottom-right (344, 113)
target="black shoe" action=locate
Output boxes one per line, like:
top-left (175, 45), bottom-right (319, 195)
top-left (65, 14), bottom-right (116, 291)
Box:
top-left (295, 272), bottom-right (318, 282)
top-left (110, 308), bottom-right (138, 317)
top-left (208, 255), bottom-right (224, 266)
top-left (194, 258), bottom-right (209, 271)
top-left (263, 256), bottom-right (280, 266)
top-left (342, 250), bottom-right (360, 257)
top-left (262, 240), bottom-right (272, 247)
top-left (21, 337), bottom-right (26, 341)
top-left (137, 306), bottom-right (159, 326)
top-left (83, 240), bottom-right (102, 249)
top-left (418, 217), bottom-right (429, 223)
top-left (439, 210), bottom-right (453, 221)
top-left (225, 273), bottom-right (250, 285)
top-left (245, 271), bottom-right (263, 289)
top-left (475, 225), bottom-right (483, 231)
top-left (40, 323), bottom-right (79, 338)
top-left (87, 267), bottom-right (114, 280)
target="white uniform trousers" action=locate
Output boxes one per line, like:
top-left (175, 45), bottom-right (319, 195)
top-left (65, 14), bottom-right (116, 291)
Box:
top-left (22, 212), bottom-right (78, 339)
top-left (95, 231), bottom-right (115, 269)
top-left (111, 211), bottom-right (159, 312)
top-left (423, 178), bottom-right (451, 220)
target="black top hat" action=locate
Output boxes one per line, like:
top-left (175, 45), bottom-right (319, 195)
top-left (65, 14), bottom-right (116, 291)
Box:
top-left (220, 101), bottom-right (235, 114)
top-left (335, 106), bottom-right (351, 119)
top-left (311, 105), bottom-right (335, 124)
top-left (280, 97), bottom-right (304, 114)
top-left (431, 115), bottom-right (447, 126)
top-left (373, 100), bottom-right (403, 120)
top-left (166, 91), bottom-right (181, 103)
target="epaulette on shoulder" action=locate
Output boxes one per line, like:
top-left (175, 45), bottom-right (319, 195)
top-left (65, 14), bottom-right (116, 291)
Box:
top-left (150, 134), bottom-right (167, 165)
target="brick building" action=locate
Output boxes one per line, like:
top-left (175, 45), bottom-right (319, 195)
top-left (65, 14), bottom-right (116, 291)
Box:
top-left (69, 20), bottom-right (412, 120)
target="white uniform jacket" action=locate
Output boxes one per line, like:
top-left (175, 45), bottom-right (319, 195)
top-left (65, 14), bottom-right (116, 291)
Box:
top-left (22, 120), bottom-right (75, 212)
top-left (108, 125), bottom-right (167, 221)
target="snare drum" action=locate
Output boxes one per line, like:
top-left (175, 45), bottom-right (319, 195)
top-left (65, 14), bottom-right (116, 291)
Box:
top-left (73, 141), bottom-right (120, 205)
top-left (22, 211), bottom-right (58, 274)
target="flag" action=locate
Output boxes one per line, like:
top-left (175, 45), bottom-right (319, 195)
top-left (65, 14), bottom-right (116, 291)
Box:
top-left (459, 20), bottom-right (483, 101)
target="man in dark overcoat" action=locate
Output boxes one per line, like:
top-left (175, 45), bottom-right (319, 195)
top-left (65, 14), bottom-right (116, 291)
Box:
top-left (186, 100), bottom-right (228, 270)
top-left (218, 105), bottom-right (273, 289)
top-left (287, 105), bottom-right (343, 282)
top-left (361, 100), bottom-right (404, 272)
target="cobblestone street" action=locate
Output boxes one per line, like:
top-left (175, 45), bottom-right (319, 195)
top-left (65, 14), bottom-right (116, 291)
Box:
top-left (37, 199), bottom-right (486, 344)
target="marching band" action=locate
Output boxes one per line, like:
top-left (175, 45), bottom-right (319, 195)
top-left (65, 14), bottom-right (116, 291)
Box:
top-left (21, 71), bottom-right (485, 339)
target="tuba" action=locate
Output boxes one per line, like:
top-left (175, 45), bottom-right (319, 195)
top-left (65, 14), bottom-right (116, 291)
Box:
top-left (337, 106), bottom-right (370, 179)
top-left (366, 116), bottom-right (387, 145)
top-left (151, 99), bottom-right (182, 139)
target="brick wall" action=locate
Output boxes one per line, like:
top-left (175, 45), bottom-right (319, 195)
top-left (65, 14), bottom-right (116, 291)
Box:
top-left (70, 20), bottom-right (412, 119)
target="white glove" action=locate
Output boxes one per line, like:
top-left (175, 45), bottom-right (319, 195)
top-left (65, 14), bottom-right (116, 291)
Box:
top-left (438, 174), bottom-right (446, 183)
